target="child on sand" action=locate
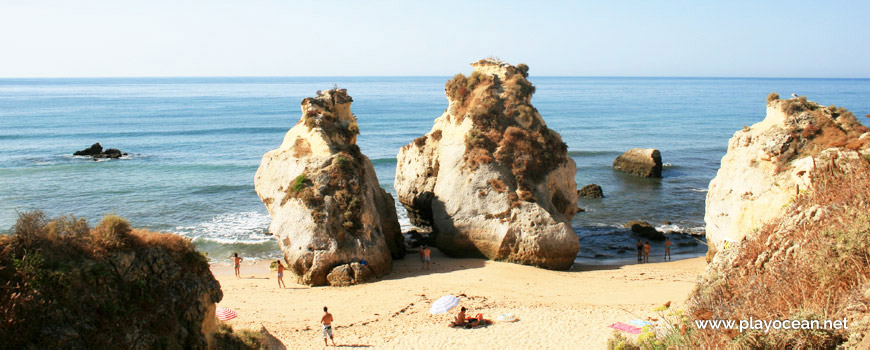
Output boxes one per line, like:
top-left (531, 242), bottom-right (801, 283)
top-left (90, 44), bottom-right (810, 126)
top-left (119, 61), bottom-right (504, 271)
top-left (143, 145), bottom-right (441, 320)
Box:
top-left (232, 253), bottom-right (243, 278)
top-left (276, 260), bottom-right (286, 288)
top-left (322, 306), bottom-right (336, 346)
top-left (421, 245), bottom-right (431, 270)
top-left (643, 241), bottom-right (651, 263)
top-left (664, 238), bottom-right (672, 261)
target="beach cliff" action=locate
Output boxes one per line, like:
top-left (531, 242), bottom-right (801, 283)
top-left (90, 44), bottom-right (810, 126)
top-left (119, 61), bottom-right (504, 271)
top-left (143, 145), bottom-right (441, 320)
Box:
top-left (704, 95), bottom-right (870, 261)
top-left (685, 98), bottom-right (870, 346)
top-left (254, 88), bottom-right (403, 286)
top-left (394, 59), bottom-right (579, 270)
top-left (0, 213), bottom-right (223, 349)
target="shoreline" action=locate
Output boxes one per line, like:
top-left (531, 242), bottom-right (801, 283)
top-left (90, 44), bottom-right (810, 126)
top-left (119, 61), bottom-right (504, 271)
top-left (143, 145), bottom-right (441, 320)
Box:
top-left (212, 249), bottom-right (705, 348)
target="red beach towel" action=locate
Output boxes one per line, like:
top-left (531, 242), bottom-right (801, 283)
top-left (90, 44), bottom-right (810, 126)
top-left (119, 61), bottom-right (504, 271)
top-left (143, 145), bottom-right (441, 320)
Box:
top-left (608, 322), bottom-right (641, 334)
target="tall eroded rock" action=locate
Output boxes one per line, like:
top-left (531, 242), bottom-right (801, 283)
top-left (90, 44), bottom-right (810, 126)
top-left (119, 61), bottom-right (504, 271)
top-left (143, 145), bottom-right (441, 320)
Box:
top-left (705, 94), bottom-right (870, 260)
top-left (395, 59), bottom-right (579, 270)
top-left (255, 89), bottom-right (404, 286)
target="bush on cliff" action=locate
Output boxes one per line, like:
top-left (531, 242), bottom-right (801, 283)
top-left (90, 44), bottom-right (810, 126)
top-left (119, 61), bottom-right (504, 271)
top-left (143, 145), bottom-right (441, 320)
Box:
top-left (770, 98), bottom-right (869, 172)
top-left (0, 212), bottom-right (224, 349)
top-left (443, 62), bottom-right (569, 195)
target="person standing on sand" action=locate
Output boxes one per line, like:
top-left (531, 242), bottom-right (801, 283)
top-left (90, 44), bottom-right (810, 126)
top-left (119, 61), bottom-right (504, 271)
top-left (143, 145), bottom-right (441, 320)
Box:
top-left (643, 241), bottom-right (651, 263)
top-left (636, 240), bottom-right (643, 262)
top-left (421, 245), bottom-right (431, 270)
top-left (276, 260), bottom-right (286, 288)
top-left (664, 238), bottom-right (672, 261)
top-left (232, 253), bottom-right (243, 278)
top-left (321, 306), bottom-right (336, 346)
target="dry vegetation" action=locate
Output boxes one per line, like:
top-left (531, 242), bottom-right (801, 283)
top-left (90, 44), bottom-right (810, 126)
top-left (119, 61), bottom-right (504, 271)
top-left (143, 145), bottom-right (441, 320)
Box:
top-left (301, 89), bottom-right (359, 143)
top-left (611, 158), bottom-right (870, 348)
top-left (690, 157), bottom-right (870, 348)
top-left (442, 62), bottom-right (568, 197)
top-left (766, 95), bottom-right (870, 172)
top-left (0, 212), bottom-right (258, 348)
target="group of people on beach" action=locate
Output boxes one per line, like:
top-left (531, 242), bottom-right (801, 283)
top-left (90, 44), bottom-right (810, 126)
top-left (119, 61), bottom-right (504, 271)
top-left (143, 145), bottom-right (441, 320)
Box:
top-left (232, 252), bottom-right (286, 288)
top-left (232, 252), bottom-right (337, 346)
top-left (636, 238), bottom-right (672, 263)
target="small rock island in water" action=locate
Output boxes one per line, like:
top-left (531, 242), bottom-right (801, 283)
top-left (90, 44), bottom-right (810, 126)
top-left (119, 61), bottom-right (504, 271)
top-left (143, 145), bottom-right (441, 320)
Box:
top-left (73, 142), bottom-right (128, 159)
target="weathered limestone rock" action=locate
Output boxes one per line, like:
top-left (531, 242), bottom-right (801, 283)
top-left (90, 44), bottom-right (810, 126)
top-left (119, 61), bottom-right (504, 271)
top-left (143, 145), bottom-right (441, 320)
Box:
top-left (613, 148), bottom-right (662, 177)
top-left (254, 89), bottom-right (404, 286)
top-left (395, 59), bottom-right (579, 270)
top-left (577, 184), bottom-right (604, 199)
top-left (705, 95), bottom-right (870, 259)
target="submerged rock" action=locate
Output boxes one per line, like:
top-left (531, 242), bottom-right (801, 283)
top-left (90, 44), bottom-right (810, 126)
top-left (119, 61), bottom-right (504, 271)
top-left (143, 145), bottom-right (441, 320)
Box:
top-left (254, 89), bottom-right (404, 286)
top-left (577, 184), bottom-right (604, 199)
top-left (73, 143), bottom-right (127, 159)
top-left (395, 59), bottom-right (579, 270)
top-left (624, 220), bottom-right (665, 240)
top-left (613, 148), bottom-right (662, 178)
top-left (705, 95), bottom-right (870, 260)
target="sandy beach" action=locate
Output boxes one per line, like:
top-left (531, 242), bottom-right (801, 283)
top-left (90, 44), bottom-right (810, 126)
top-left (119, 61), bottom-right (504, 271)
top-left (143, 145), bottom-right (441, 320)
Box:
top-left (213, 250), bottom-right (705, 349)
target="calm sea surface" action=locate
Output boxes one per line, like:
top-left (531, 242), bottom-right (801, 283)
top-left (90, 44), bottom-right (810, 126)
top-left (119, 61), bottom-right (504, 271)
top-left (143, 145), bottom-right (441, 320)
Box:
top-left (2, 77), bottom-right (868, 263)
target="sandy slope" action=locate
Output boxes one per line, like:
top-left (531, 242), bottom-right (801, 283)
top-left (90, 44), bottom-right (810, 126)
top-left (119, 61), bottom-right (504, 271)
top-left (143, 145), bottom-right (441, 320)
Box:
top-left (213, 249), bottom-right (705, 349)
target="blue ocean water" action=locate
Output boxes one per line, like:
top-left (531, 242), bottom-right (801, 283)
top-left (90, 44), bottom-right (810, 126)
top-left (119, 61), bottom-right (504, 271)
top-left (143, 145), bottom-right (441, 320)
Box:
top-left (1, 77), bottom-right (868, 264)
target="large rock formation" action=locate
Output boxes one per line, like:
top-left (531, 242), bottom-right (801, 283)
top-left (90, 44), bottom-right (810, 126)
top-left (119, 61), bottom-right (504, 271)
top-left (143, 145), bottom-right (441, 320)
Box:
top-left (704, 94), bottom-right (870, 260)
top-left (689, 152), bottom-right (870, 347)
top-left (395, 59), bottom-right (579, 270)
top-left (613, 148), bottom-right (662, 178)
top-left (255, 89), bottom-right (404, 286)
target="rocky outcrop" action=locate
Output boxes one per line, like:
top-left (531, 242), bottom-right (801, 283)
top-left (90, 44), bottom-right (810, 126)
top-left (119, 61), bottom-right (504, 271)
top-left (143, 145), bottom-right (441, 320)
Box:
top-left (254, 89), bottom-right (403, 286)
top-left (394, 59), bottom-right (579, 270)
top-left (688, 153), bottom-right (870, 347)
top-left (613, 148), bottom-right (662, 177)
top-left (704, 94), bottom-right (870, 260)
top-left (577, 184), bottom-right (604, 199)
top-left (624, 220), bottom-right (665, 240)
top-left (0, 213), bottom-right (222, 349)
top-left (73, 143), bottom-right (127, 159)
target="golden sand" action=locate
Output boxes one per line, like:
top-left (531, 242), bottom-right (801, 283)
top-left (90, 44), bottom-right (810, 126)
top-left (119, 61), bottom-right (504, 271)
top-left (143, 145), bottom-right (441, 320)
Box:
top-left (212, 249), bottom-right (705, 349)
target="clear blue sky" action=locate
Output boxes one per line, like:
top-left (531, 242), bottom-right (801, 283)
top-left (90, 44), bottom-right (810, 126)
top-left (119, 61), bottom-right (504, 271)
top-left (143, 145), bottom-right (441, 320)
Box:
top-left (1, 0), bottom-right (868, 78)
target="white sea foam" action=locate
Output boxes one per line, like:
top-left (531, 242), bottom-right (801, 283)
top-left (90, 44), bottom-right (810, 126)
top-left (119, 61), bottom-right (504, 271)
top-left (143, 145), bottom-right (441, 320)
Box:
top-left (656, 223), bottom-right (683, 232)
top-left (395, 197), bottom-right (421, 232)
top-left (689, 187), bottom-right (708, 193)
top-left (174, 211), bottom-right (273, 244)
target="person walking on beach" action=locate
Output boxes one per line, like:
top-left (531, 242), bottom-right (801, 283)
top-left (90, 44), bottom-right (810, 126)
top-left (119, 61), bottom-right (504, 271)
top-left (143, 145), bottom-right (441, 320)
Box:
top-left (643, 241), bottom-right (651, 263)
top-left (664, 238), bottom-right (672, 261)
top-left (321, 306), bottom-right (336, 346)
top-left (636, 240), bottom-right (643, 262)
top-left (232, 253), bottom-right (243, 278)
top-left (276, 260), bottom-right (286, 288)
top-left (421, 245), bottom-right (432, 270)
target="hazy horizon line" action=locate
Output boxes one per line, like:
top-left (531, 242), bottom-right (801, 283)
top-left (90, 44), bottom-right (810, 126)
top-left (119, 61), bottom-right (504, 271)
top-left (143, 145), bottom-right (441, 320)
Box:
top-left (1, 75), bottom-right (869, 80)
